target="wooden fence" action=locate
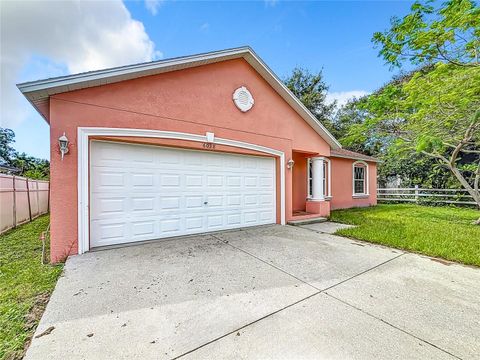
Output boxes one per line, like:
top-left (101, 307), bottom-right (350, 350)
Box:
top-left (0, 174), bottom-right (50, 234)
top-left (377, 185), bottom-right (478, 207)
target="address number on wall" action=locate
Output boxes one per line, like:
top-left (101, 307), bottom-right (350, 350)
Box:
top-left (203, 143), bottom-right (216, 149)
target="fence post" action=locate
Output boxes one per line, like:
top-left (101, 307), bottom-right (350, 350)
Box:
top-left (47, 181), bottom-right (50, 212)
top-left (36, 180), bottom-right (40, 217)
top-left (26, 178), bottom-right (32, 221)
top-left (12, 175), bottom-right (17, 228)
top-left (414, 185), bottom-right (419, 203)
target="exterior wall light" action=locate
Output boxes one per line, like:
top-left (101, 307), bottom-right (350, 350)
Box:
top-left (287, 159), bottom-right (295, 169)
top-left (58, 132), bottom-right (69, 160)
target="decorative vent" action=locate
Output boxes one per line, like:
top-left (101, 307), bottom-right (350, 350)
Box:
top-left (233, 86), bottom-right (254, 112)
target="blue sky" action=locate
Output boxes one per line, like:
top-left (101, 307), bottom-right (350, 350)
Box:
top-left (2, 0), bottom-right (414, 160)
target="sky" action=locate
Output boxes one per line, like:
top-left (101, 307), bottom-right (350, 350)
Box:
top-left (0, 0), bottom-right (414, 160)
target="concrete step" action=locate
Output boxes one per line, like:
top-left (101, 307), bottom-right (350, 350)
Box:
top-left (287, 217), bottom-right (328, 226)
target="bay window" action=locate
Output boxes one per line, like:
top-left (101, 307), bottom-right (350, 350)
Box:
top-left (307, 158), bottom-right (330, 199)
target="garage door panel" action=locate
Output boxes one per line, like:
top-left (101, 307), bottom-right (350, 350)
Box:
top-left (162, 174), bottom-right (182, 187)
top-left (131, 173), bottom-right (155, 187)
top-left (131, 220), bottom-right (156, 237)
top-left (244, 211), bottom-right (259, 224)
top-left (226, 213), bottom-right (242, 226)
top-left (90, 171), bottom-right (126, 190)
top-left (185, 196), bottom-right (204, 209)
top-left (94, 197), bottom-right (126, 215)
top-left (185, 216), bottom-right (203, 231)
top-left (90, 141), bottom-right (276, 247)
top-left (90, 221), bottom-right (128, 247)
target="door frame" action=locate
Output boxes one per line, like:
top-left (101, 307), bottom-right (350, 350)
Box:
top-left (78, 127), bottom-right (286, 254)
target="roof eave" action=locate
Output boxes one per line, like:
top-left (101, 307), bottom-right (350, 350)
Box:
top-left (330, 154), bottom-right (379, 163)
top-left (17, 46), bottom-right (342, 149)
top-left (243, 50), bottom-right (341, 149)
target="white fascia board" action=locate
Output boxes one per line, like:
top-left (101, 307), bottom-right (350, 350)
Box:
top-left (17, 47), bottom-right (250, 94)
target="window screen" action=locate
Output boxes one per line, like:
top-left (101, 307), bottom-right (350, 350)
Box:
top-left (354, 165), bottom-right (366, 194)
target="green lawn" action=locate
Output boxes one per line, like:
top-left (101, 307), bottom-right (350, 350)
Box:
top-left (0, 215), bottom-right (63, 360)
top-left (330, 204), bottom-right (480, 267)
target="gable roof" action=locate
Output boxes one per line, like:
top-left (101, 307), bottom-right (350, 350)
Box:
top-left (17, 46), bottom-right (342, 149)
top-left (330, 148), bottom-right (379, 162)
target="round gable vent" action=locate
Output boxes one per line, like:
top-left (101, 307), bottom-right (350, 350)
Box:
top-left (233, 86), bottom-right (254, 112)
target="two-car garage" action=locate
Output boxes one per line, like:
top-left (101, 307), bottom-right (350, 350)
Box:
top-left (89, 141), bottom-right (276, 248)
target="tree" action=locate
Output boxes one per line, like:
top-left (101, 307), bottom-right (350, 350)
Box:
top-left (371, 0), bottom-right (480, 222)
top-left (11, 152), bottom-right (50, 179)
top-left (403, 64), bottom-right (479, 213)
top-left (373, 0), bottom-right (480, 68)
top-left (378, 147), bottom-right (462, 188)
top-left (283, 67), bottom-right (337, 133)
top-left (333, 97), bottom-right (386, 154)
top-left (346, 63), bottom-right (480, 221)
top-left (0, 127), bottom-right (16, 165)
top-left (0, 127), bottom-right (50, 180)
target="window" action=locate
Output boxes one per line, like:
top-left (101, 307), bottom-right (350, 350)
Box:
top-left (322, 161), bottom-right (327, 195)
top-left (307, 159), bottom-right (313, 198)
top-left (307, 158), bottom-right (329, 198)
top-left (353, 161), bottom-right (368, 195)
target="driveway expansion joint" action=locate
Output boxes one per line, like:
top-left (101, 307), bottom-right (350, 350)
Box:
top-left (172, 235), bottom-right (409, 359)
top-left (215, 233), bottom-right (406, 293)
top-left (320, 253), bottom-right (405, 292)
top-left (171, 290), bottom-right (323, 360)
top-left (324, 293), bottom-right (462, 360)
top-left (212, 234), bottom-right (321, 291)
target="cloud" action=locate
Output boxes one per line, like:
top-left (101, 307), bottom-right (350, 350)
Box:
top-left (264, 0), bottom-right (278, 7)
top-left (326, 90), bottom-right (369, 108)
top-left (200, 23), bottom-right (210, 32)
top-left (0, 0), bottom-right (160, 128)
top-left (145, 0), bottom-right (163, 15)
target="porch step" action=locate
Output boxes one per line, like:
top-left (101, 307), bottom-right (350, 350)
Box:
top-left (287, 217), bottom-right (328, 226)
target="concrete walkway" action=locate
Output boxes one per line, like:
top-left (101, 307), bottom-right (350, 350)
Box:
top-left (25, 224), bottom-right (480, 359)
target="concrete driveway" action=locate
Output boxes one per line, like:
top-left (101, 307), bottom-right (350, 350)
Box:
top-left (26, 224), bottom-right (480, 360)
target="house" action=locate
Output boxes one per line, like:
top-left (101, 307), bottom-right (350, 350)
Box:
top-left (18, 47), bottom-right (377, 262)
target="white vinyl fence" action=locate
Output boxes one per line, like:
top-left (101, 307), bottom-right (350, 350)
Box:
top-left (0, 174), bottom-right (50, 234)
top-left (377, 185), bottom-right (478, 207)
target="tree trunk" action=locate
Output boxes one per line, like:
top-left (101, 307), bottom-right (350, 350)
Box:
top-left (447, 164), bottom-right (480, 225)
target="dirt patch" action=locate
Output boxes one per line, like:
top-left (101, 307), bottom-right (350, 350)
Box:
top-left (430, 258), bottom-right (453, 266)
top-left (17, 292), bottom-right (53, 359)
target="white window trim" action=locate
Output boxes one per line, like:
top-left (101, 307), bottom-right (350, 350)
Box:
top-left (325, 158), bottom-right (332, 199)
top-left (352, 160), bottom-right (369, 197)
top-left (307, 158), bottom-right (312, 199)
top-left (78, 127), bottom-right (285, 255)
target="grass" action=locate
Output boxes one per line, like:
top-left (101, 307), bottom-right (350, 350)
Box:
top-left (330, 204), bottom-right (480, 267)
top-left (0, 215), bottom-right (63, 360)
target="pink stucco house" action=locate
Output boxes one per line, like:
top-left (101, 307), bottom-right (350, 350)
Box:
top-left (18, 47), bottom-right (377, 262)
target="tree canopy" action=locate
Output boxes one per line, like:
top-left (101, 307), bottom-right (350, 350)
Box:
top-left (337, 0), bottom-right (480, 220)
top-left (373, 0), bottom-right (480, 68)
top-left (283, 67), bottom-right (337, 134)
top-left (0, 127), bottom-right (50, 180)
top-left (343, 63), bottom-right (479, 185)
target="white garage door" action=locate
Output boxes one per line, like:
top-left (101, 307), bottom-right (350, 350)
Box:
top-left (90, 141), bottom-right (276, 247)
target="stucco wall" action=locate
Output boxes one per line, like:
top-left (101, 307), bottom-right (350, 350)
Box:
top-left (292, 152), bottom-right (308, 212)
top-left (329, 157), bottom-right (377, 210)
top-left (48, 58), bottom-right (331, 261)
